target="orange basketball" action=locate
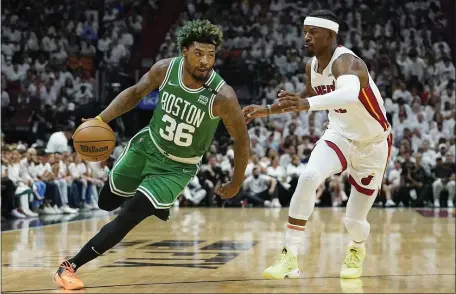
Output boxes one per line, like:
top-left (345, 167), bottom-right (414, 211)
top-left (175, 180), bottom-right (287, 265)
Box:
top-left (73, 119), bottom-right (116, 162)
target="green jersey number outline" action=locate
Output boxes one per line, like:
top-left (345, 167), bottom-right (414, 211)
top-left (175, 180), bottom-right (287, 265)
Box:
top-left (159, 114), bottom-right (195, 147)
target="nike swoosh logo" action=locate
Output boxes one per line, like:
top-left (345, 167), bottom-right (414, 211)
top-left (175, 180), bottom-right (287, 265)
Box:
top-left (168, 81), bottom-right (178, 86)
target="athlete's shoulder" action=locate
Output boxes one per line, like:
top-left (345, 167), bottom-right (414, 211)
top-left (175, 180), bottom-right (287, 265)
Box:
top-left (216, 83), bottom-right (236, 99)
top-left (333, 46), bottom-right (362, 62)
top-left (152, 57), bottom-right (176, 73)
top-left (150, 57), bottom-right (178, 87)
top-left (212, 83), bottom-right (238, 117)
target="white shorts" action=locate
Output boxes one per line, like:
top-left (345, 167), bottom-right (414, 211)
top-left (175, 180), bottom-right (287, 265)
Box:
top-left (316, 129), bottom-right (392, 195)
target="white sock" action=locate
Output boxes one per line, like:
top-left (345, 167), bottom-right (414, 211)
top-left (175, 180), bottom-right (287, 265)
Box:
top-left (349, 240), bottom-right (365, 249)
top-left (285, 222), bottom-right (306, 256)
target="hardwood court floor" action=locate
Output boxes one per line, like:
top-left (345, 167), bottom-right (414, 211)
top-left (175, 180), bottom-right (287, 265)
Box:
top-left (2, 207), bottom-right (455, 293)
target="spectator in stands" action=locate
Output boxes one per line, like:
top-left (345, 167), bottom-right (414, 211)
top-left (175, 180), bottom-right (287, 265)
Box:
top-left (409, 152), bottom-right (433, 207)
top-left (45, 125), bottom-right (74, 154)
top-left (35, 150), bottom-right (63, 214)
top-left (20, 148), bottom-right (46, 202)
top-left (1, 148), bottom-right (22, 218)
top-left (182, 176), bottom-right (207, 207)
top-left (68, 154), bottom-right (97, 210)
top-left (432, 154), bottom-right (456, 208)
top-left (238, 167), bottom-right (279, 208)
top-left (385, 160), bottom-right (402, 207)
top-left (49, 154), bottom-right (78, 214)
top-left (7, 149), bottom-right (37, 217)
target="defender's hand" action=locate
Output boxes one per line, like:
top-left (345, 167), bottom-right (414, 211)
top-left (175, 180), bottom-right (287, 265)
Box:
top-left (216, 182), bottom-right (240, 199)
top-left (277, 90), bottom-right (309, 112)
top-left (242, 104), bottom-right (268, 124)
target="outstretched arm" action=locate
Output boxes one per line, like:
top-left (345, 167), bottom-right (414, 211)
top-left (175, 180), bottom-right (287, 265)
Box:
top-left (96, 58), bottom-right (172, 123)
top-left (277, 54), bottom-right (368, 112)
top-left (243, 59), bottom-right (316, 122)
top-left (213, 84), bottom-right (250, 198)
top-left (243, 54), bottom-right (369, 121)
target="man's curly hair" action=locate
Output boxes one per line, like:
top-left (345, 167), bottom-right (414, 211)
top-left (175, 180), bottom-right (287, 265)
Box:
top-left (177, 19), bottom-right (223, 51)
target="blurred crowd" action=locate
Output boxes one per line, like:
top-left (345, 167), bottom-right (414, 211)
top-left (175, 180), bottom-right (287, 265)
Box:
top-left (2, 0), bottom-right (455, 219)
top-left (1, 142), bottom-right (110, 219)
top-left (1, 0), bottom-right (152, 144)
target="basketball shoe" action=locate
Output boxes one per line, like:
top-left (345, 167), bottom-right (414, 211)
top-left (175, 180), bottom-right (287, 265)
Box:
top-left (54, 260), bottom-right (84, 290)
top-left (262, 247), bottom-right (300, 279)
top-left (340, 241), bottom-right (366, 279)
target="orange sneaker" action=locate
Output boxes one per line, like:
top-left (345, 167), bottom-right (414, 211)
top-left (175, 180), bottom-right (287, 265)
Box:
top-left (54, 260), bottom-right (84, 290)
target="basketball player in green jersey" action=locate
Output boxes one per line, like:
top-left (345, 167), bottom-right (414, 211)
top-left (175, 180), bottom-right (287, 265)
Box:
top-left (54, 20), bottom-right (250, 290)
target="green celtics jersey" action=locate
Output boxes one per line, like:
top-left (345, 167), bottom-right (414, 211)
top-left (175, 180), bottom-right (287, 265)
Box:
top-left (148, 57), bottom-right (225, 163)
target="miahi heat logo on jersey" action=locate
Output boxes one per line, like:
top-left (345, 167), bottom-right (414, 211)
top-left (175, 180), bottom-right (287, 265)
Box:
top-left (198, 95), bottom-right (209, 105)
top-left (80, 145), bottom-right (109, 153)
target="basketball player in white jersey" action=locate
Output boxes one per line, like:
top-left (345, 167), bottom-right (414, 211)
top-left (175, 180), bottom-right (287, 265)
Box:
top-left (244, 9), bottom-right (393, 279)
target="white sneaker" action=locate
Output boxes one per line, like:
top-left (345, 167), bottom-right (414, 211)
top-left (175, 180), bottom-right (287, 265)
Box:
top-left (434, 200), bottom-right (440, 208)
top-left (90, 202), bottom-right (99, 210)
top-left (11, 209), bottom-right (26, 219)
top-left (385, 200), bottom-right (396, 207)
top-left (81, 203), bottom-right (92, 211)
top-left (264, 200), bottom-right (272, 208)
top-left (409, 189), bottom-right (417, 200)
top-left (22, 208), bottom-right (39, 217)
top-left (40, 206), bottom-right (58, 215)
top-left (18, 194), bottom-right (39, 217)
top-left (271, 198), bottom-right (282, 208)
top-left (61, 205), bottom-right (79, 214)
top-left (53, 205), bottom-right (64, 214)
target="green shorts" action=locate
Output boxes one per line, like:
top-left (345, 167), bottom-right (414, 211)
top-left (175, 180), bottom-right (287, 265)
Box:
top-left (109, 127), bottom-right (199, 209)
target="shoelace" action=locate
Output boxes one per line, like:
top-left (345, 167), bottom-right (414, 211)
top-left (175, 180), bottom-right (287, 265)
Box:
top-left (343, 249), bottom-right (360, 268)
top-left (60, 261), bottom-right (77, 278)
top-left (273, 251), bottom-right (291, 268)
top-left (273, 253), bottom-right (286, 263)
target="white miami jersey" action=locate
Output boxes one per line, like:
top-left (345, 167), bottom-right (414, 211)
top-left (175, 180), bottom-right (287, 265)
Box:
top-left (309, 45), bottom-right (391, 142)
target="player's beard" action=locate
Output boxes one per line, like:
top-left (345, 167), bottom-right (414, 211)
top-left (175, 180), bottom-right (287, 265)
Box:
top-left (192, 68), bottom-right (211, 81)
top-left (305, 44), bottom-right (315, 56)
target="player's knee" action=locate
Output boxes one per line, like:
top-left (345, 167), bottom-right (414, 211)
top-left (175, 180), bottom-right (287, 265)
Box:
top-left (298, 168), bottom-right (323, 189)
top-left (432, 180), bottom-right (442, 188)
top-left (98, 185), bottom-right (119, 211)
top-left (117, 191), bottom-right (156, 225)
top-left (344, 217), bottom-right (370, 242)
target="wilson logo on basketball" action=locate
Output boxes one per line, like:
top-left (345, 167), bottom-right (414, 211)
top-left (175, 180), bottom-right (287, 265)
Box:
top-left (80, 145), bottom-right (109, 153)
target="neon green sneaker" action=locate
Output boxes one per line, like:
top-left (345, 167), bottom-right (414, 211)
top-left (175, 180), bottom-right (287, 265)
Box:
top-left (262, 247), bottom-right (300, 280)
top-left (340, 244), bottom-right (366, 279)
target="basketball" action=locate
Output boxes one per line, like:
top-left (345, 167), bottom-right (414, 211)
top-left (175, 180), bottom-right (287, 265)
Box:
top-left (73, 119), bottom-right (116, 162)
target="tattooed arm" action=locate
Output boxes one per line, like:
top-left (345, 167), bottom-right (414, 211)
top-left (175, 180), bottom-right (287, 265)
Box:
top-left (213, 84), bottom-right (250, 198)
top-left (96, 58), bottom-right (172, 123)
